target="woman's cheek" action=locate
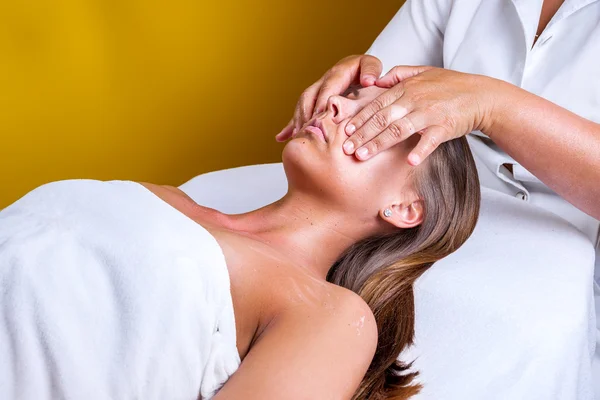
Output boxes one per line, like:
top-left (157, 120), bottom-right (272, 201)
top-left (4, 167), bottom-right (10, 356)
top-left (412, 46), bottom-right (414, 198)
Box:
top-left (351, 101), bottom-right (367, 119)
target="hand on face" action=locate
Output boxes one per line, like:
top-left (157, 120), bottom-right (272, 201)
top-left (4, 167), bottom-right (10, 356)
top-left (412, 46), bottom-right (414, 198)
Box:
top-left (282, 83), bottom-right (423, 233)
top-left (297, 84), bottom-right (390, 137)
top-left (342, 66), bottom-right (494, 165)
top-left (275, 54), bottom-right (383, 142)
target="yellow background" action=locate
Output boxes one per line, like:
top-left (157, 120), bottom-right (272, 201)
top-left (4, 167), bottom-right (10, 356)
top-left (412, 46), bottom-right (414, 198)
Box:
top-left (0, 1), bottom-right (402, 208)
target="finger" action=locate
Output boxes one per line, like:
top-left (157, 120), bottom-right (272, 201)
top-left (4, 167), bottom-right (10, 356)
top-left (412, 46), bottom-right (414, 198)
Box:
top-left (275, 120), bottom-right (294, 142)
top-left (343, 100), bottom-right (411, 155)
top-left (345, 86), bottom-right (404, 137)
top-left (376, 65), bottom-right (433, 88)
top-left (408, 125), bottom-right (446, 166)
top-left (292, 102), bottom-right (302, 134)
top-left (313, 75), bottom-right (352, 117)
top-left (354, 111), bottom-right (428, 160)
top-left (358, 55), bottom-right (383, 87)
top-left (313, 57), bottom-right (365, 115)
top-left (294, 79), bottom-right (323, 132)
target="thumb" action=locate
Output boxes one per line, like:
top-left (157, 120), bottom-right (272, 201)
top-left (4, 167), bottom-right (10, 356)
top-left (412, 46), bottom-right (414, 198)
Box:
top-left (376, 65), bottom-right (433, 87)
top-left (358, 55), bottom-right (383, 87)
top-left (275, 120), bottom-right (294, 142)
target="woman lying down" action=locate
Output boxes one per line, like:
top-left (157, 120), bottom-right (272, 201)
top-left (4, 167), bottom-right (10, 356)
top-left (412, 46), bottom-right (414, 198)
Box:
top-left (0, 85), bottom-right (480, 400)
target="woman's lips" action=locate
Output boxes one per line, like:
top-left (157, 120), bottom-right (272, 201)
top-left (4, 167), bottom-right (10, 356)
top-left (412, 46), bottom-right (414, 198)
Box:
top-left (303, 125), bottom-right (326, 142)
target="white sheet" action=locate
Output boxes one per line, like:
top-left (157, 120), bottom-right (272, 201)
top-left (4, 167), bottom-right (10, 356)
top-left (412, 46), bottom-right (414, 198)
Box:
top-left (180, 163), bottom-right (598, 400)
top-left (0, 180), bottom-right (240, 400)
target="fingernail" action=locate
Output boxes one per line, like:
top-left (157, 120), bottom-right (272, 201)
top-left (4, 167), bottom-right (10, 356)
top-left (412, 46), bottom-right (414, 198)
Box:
top-left (346, 124), bottom-right (356, 134)
top-left (292, 127), bottom-right (298, 135)
top-left (356, 147), bottom-right (369, 159)
top-left (343, 141), bottom-right (355, 153)
top-left (408, 154), bottom-right (421, 165)
top-left (364, 76), bottom-right (375, 85)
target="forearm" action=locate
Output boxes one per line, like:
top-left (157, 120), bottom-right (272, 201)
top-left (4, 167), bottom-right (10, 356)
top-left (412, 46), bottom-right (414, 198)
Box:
top-left (482, 78), bottom-right (600, 220)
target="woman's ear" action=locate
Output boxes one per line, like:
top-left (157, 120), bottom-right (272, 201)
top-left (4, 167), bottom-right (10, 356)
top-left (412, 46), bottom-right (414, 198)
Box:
top-left (380, 200), bottom-right (424, 229)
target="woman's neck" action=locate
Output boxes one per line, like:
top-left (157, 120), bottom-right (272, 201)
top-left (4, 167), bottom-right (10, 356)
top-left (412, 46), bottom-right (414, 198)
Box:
top-left (217, 192), bottom-right (377, 280)
top-left (139, 182), bottom-right (380, 280)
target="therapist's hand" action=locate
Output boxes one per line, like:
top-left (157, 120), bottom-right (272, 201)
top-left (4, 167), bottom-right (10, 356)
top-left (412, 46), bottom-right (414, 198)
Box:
top-left (275, 54), bottom-right (383, 142)
top-left (343, 65), bottom-right (496, 165)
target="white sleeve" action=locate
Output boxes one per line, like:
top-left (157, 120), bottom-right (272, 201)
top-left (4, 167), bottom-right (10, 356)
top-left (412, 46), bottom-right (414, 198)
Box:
top-left (365, 0), bottom-right (452, 75)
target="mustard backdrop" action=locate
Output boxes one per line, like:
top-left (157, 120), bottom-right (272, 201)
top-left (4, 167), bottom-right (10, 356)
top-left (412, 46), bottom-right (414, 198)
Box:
top-left (0, 0), bottom-right (403, 209)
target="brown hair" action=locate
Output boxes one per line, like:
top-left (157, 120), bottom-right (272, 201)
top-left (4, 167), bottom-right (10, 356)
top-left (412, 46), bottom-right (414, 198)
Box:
top-left (327, 137), bottom-right (481, 399)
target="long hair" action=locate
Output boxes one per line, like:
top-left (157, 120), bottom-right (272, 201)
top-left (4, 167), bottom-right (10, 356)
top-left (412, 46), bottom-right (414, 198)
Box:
top-left (327, 137), bottom-right (481, 399)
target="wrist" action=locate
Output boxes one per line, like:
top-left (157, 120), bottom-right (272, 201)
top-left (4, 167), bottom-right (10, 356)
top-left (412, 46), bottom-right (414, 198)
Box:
top-left (476, 76), bottom-right (519, 139)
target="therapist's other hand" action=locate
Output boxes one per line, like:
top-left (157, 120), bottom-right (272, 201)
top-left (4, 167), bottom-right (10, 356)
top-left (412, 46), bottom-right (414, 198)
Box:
top-left (275, 54), bottom-right (383, 142)
top-left (343, 66), bottom-right (494, 165)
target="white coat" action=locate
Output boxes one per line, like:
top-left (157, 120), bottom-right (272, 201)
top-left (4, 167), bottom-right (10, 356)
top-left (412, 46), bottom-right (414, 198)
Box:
top-left (364, 0), bottom-right (600, 397)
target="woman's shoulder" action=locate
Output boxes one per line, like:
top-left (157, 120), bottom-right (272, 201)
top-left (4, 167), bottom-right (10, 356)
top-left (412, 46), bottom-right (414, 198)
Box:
top-left (322, 282), bottom-right (376, 323)
top-left (256, 262), bottom-right (377, 335)
top-left (271, 276), bottom-right (378, 352)
top-left (320, 283), bottom-right (378, 343)
top-left (253, 280), bottom-right (378, 391)
top-left (214, 277), bottom-right (377, 399)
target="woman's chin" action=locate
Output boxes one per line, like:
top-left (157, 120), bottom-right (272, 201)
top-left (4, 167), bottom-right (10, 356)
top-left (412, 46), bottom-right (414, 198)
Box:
top-left (281, 139), bottom-right (358, 205)
top-left (282, 136), bottom-right (321, 165)
top-left (282, 139), bottom-right (331, 192)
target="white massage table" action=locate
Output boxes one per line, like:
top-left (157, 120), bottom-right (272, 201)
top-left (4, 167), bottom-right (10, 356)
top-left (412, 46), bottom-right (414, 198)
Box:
top-left (180, 162), bottom-right (599, 400)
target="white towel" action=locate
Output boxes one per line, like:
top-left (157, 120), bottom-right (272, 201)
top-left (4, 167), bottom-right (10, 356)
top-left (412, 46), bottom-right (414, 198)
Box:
top-left (0, 180), bottom-right (240, 400)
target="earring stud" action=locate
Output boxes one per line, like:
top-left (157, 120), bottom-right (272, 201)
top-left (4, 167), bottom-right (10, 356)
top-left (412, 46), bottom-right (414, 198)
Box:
top-left (383, 208), bottom-right (392, 218)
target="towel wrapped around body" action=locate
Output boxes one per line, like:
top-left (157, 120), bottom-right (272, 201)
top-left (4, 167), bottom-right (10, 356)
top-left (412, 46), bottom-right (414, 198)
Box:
top-left (0, 180), bottom-right (240, 400)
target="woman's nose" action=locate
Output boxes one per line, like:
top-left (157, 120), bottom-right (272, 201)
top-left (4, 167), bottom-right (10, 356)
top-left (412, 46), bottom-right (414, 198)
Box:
top-left (326, 95), bottom-right (343, 121)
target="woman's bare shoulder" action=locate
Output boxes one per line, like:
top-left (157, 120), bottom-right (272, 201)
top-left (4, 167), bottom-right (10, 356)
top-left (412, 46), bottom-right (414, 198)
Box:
top-left (320, 281), bottom-right (376, 325)
top-left (218, 277), bottom-right (378, 399)
top-left (322, 283), bottom-right (378, 345)
top-left (264, 267), bottom-right (375, 321)
top-left (267, 275), bottom-right (378, 351)
top-left (214, 279), bottom-right (378, 399)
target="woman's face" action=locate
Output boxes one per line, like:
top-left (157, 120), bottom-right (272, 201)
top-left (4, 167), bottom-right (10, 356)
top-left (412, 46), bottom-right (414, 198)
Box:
top-left (282, 85), bottom-right (422, 225)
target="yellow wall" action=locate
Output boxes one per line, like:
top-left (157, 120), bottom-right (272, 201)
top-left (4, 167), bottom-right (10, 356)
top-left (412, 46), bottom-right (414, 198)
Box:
top-left (0, 0), bottom-right (403, 208)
